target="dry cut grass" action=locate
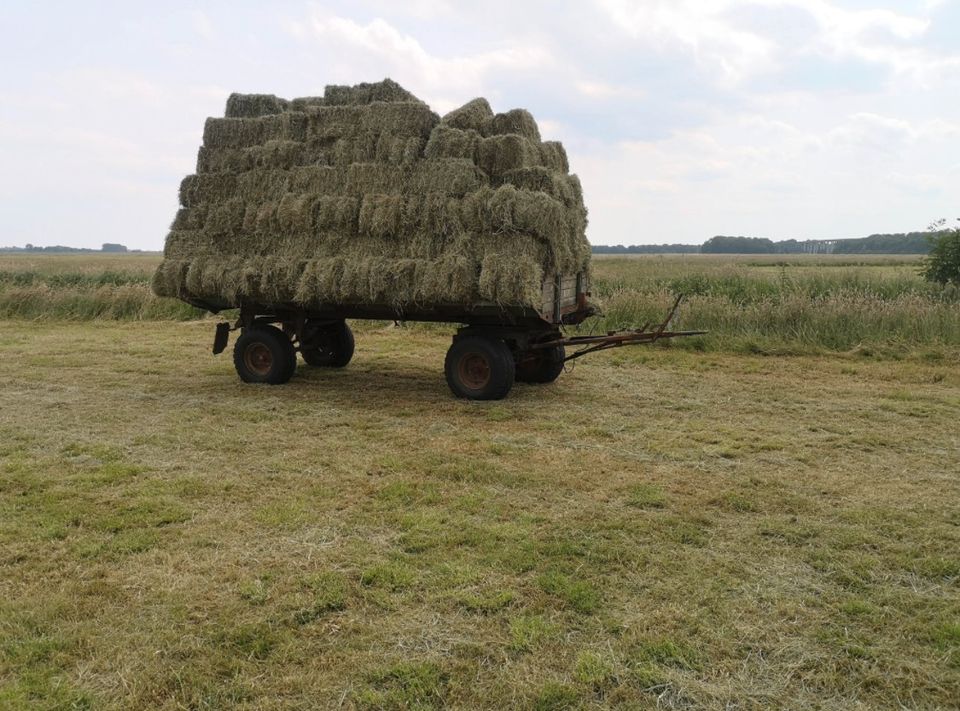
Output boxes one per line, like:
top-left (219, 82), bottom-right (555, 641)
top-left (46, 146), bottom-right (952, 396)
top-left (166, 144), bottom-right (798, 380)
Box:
top-left (1, 320), bottom-right (958, 709)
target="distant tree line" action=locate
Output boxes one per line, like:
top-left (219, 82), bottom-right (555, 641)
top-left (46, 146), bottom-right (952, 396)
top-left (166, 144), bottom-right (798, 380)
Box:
top-left (836, 233), bottom-right (934, 254)
top-left (0, 243), bottom-right (135, 253)
top-left (589, 243), bottom-right (701, 254)
top-left (592, 231), bottom-right (941, 255)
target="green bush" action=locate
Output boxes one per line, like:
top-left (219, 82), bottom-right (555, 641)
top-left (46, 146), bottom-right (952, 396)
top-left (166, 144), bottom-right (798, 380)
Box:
top-left (922, 221), bottom-right (960, 287)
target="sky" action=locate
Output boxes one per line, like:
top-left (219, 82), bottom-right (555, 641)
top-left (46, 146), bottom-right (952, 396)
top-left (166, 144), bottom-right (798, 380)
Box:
top-left (0, 0), bottom-right (957, 249)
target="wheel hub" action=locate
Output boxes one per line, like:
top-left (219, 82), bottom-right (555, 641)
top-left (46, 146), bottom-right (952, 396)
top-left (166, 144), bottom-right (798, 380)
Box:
top-left (244, 342), bottom-right (273, 376)
top-left (458, 352), bottom-right (491, 390)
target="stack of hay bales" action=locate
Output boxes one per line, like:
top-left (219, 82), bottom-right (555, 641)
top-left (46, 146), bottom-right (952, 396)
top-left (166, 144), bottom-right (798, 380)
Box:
top-left (153, 78), bottom-right (590, 311)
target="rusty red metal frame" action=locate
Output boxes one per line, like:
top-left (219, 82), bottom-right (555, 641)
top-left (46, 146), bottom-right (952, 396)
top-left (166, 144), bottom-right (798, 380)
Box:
top-left (531, 295), bottom-right (706, 363)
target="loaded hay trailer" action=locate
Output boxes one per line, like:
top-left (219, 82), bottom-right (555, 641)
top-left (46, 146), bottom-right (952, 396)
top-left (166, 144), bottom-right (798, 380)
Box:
top-left (154, 79), bottom-right (700, 400)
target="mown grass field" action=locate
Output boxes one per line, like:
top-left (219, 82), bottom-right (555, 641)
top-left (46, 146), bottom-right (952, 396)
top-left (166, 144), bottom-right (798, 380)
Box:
top-left (1, 253), bottom-right (958, 709)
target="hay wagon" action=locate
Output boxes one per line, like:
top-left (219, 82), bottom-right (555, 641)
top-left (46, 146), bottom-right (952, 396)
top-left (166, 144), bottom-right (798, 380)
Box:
top-left (196, 275), bottom-right (699, 401)
top-left (155, 80), bottom-right (701, 400)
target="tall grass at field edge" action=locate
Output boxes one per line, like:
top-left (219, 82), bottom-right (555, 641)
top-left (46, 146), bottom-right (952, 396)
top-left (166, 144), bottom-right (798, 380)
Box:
top-left (1, 255), bottom-right (958, 352)
top-left (591, 289), bottom-right (960, 353)
top-left (0, 284), bottom-right (203, 321)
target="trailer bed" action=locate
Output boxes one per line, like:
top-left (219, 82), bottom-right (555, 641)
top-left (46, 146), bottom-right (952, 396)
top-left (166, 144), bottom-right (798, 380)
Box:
top-left (189, 270), bottom-right (596, 328)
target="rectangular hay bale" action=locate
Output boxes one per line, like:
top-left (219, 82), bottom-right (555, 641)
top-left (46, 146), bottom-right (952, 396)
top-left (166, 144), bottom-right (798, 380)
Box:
top-left (224, 93), bottom-right (289, 118)
top-left (234, 169), bottom-right (293, 202)
top-left (358, 194), bottom-right (403, 239)
top-left (289, 97), bottom-right (324, 112)
top-left (539, 141), bottom-right (569, 173)
top-left (418, 252), bottom-right (478, 304)
top-left (287, 166), bottom-right (346, 195)
top-left (294, 257), bottom-right (344, 304)
top-left (203, 113), bottom-right (307, 149)
top-left (324, 79), bottom-right (422, 106)
top-left (376, 135), bottom-right (424, 165)
top-left (204, 198), bottom-right (247, 237)
top-left (477, 253), bottom-right (544, 306)
top-left (197, 146), bottom-right (254, 174)
top-left (151, 258), bottom-right (191, 297)
top-left (257, 255), bottom-right (303, 304)
top-left (315, 196), bottom-right (359, 232)
top-left (161, 230), bottom-right (206, 259)
top-left (198, 140), bottom-right (319, 174)
top-left (483, 109), bottom-right (541, 141)
top-left (477, 134), bottom-right (543, 178)
top-left (403, 193), bottom-right (463, 242)
top-left (347, 163), bottom-right (406, 195)
top-left (305, 105), bottom-right (366, 141)
top-left (251, 140), bottom-right (318, 170)
top-left (276, 193), bottom-right (319, 235)
top-left (332, 133), bottom-right (378, 165)
top-left (424, 125), bottom-right (480, 161)
top-left (359, 102), bottom-right (438, 138)
top-left (408, 159), bottom-right (486, 196)
top-left (501, 167), bottom-right (578, 207)
top-left (170, 206), bottom-right (208, 232)
top-left (179, 174), bottom-right (238, 207)
top-left (441, 98), bottom-right (493, 133)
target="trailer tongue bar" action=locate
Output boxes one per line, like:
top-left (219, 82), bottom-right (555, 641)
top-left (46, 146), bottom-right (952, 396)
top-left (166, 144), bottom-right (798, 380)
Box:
top-left (531, 295), bottom-right (707, 362)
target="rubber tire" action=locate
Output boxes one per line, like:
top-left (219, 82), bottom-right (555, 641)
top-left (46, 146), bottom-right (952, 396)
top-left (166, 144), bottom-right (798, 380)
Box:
top-left (300, 321), bottom-right (355, 368)
top-left (233, 325), bottom-right (297, 384)
top-left (516, 345), bottom-right (565, 384)
top-left (444, 335), bottom-right (515, 400)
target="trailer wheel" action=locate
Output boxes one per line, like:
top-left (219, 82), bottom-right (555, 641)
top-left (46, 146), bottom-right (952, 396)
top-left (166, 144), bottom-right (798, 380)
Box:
top-left (233, 325), bottom-right (297, 384)
top-left (300, 321), bottom-right (355, 368)
top-left (516, 344), bottom-right (565, 384)
top-left (445, 335), bottom-right (515, 400)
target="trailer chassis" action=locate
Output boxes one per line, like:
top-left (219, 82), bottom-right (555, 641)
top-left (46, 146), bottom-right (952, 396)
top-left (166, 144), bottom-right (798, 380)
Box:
top-left (207, 295), bottom-right (704, 400)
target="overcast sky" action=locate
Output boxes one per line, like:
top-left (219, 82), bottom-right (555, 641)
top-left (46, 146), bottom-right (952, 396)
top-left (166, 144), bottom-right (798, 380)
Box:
top-left (1, 0), bottom-right (957, 249)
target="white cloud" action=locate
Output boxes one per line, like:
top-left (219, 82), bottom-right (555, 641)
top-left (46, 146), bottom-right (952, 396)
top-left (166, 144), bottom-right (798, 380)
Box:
top-left (596, 0), bottom-right (779, 83)
top-left (595, 0), bottom-right (960, 86)
top-left (828, 112), bottom-right (960, 152)
top-left (575, 80), bottom-right (645, 100)
top-left (290, 11), bottom-right (552, 113)
top-left (884, 170), bottom-right (945, 196)
top-left (574, 103), bottom-right (957, 243)
top-left (360, 0), bottom-right (455, 20)
top-left (828, 112), bottom-right (917, 151)
top-left (190, 10), bottom-right (215, 41)
top-left (796, 0), bottom-right (960, 83)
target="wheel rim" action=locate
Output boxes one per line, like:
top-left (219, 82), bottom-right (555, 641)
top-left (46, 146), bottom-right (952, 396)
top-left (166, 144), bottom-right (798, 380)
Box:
top-left (458, 352), bottom-right (491, 390)
top-left (244, 342), bottom-right (273, 376)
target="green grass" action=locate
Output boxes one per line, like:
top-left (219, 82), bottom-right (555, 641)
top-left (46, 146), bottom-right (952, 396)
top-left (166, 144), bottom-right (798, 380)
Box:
top-left (588, 253), bottom-right (960, 354)
top-left (1, 320), bottom-right (958, 708)
top-left (0, 253), bottom-right (202, 320)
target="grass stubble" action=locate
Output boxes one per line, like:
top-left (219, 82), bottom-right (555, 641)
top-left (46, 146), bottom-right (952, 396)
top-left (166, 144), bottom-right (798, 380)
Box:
top-left (0, 311), bottom-right (958, 708)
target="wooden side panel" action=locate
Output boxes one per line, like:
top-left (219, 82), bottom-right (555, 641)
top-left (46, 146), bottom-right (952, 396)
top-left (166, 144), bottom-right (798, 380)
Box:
top-left (541, 278), bottom-right (556, 318)
top-left (559, 274), bottom-right (578, 308)
top-left (541, 271), bottom-right (589, 323)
